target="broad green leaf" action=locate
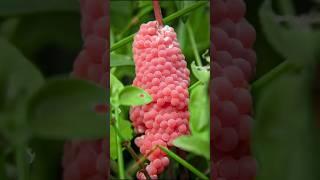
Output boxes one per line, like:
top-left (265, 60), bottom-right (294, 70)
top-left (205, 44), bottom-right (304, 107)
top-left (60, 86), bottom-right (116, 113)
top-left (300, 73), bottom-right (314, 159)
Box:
top-left (173, 135), bottom-right (209, 160)
top-left (110, 73), bottom-right (124, 106)
top-left (189, 83), bottom-right (209, 134)
top-left (0, 38), bottom-right (44, 109)
top-left (110, 73), bottom-right (124, 93)
top-left (118, 86), bottom-right (152, 106)
top-left (253, 71), bottom-right (320, 180)
top-left (110, 119), bottom-right (133, 160)
top-left (27, 79), bottom-right (107, 139)
top-left (111, 53), bottom-right (134, 67)
top-left (259, 0), bottom-right (320, 65)
top-left (0, 0), bottom-right (79, 16)
top-left (191, 61), bottom-right (209, 83)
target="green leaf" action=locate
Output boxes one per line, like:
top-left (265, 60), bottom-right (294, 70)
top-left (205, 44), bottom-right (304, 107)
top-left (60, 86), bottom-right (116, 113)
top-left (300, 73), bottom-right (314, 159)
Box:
top-left (191, 61), bottom-right (209, 83)
top-left (189, 82), bottom-right (209, 134)
top-left (259, 0), bottom-right (320, 65)
top-left (111, 53), bottom-right (134, 67)
top-left (253, 71), bottom-right (320, 180)
top-left (0, 0), bottom-right (79, 16)
top-left (0, 38), bottom-right (44, 108)
top-left (110, 119), bottom-right (133, 160)
top-left (173, 135), bottom-right (209, 160)
top-left (27, 79), bottom-right (107, 139)
top-left (110, 73), bottom-right (124, 106)
top-left (118, 86), bottom-right (152, 106)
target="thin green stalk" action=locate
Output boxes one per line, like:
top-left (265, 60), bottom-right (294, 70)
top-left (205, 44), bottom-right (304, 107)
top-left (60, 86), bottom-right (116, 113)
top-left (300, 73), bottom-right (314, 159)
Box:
top-left (186, 22), bottom-right (202, 66)
top-left (251, 60), bottom-right (300, 93)
top-left (112, 120), bottom-right (151, 180)
top-left (110, 1), bottom-right (207, 52)
top-left (158, 146), bottom-right (208, 180)
top-left (118, 5), bottom-right (154, 38)
top-left (189, 81), bottom-right (201, 91)
top-left (115, 107), bottom-right (125, 179)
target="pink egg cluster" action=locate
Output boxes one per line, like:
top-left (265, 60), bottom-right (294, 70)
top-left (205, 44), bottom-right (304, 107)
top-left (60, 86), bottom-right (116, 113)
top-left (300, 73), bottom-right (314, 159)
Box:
top-left (63, 140), bottom-right (107, 180)
top-left (130, 21), bottom-right (190, 179)
top-left (62, 0), bottom-right (107, 179)
top-left (212, 0), bottom-right (257, 179)
top-left (72, 0), bottom-right (108, 86)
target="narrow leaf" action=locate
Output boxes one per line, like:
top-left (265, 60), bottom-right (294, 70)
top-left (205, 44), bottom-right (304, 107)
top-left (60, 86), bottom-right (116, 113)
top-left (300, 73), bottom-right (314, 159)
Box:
top-left (189, 83), bottom-right (209, 133)
top-left (111, 53), bottom-right (134, 67)
top-left (159, 146), bottom-right (208, 180)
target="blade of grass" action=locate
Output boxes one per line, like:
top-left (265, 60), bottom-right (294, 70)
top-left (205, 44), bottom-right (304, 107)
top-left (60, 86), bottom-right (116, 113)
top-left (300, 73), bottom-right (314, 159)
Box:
top-left (158, 146), bottom-right (208, 180)
top-left (186, 22), bottom-right (202, 66)
top-left (118, 5), bottom-right (154, 38)
top-left (251, 60), bottom-right (301, 93)
top-left (110, 1), bottom-right (208, 52)
top-left (189, 81), bottom-right (201, 91)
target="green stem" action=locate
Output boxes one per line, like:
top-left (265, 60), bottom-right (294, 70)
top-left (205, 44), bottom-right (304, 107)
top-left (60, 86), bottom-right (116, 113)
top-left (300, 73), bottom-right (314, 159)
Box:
top-left (110, 1), bottom-right (207, 52)
top-left (112, 121), bottom-right (151, 180)
top-left (118, 5), bottom-right (153, 38)
top-left (115, 107), bottom-right (125, 179)
top-left (251, 60), bottom-right (299, 93)
top-left (158, 146), bottom-right (208, 180)
top-left (186, 22), bottom-right (202, 66)
top-left (189, 81), bottom-right (201, 91)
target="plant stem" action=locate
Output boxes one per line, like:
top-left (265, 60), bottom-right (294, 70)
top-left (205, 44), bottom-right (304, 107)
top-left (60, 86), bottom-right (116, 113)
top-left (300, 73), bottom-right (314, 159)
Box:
top-left (163, 1), bottom-right (207, 24)
top-left (110, 1), bottom-right (207, 52)
top-left (189, 81), bottom-right (201, 91)
top-left (114, 107), bottom-right (125, 179)
top-left (186, 22), bottom-right (202, 66)
top-left (251, 60), bottom-right (300, 93)
top-left (152, 0), bottom-right (163, 26)
top-left (111, 120), bottom-right (151, 180)
top-left (123, 142), bottom-right (151, 180)
top-left (158, 146), bottom-right (208, 180)
top-left (118, 5), bottom-right (153, 38)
